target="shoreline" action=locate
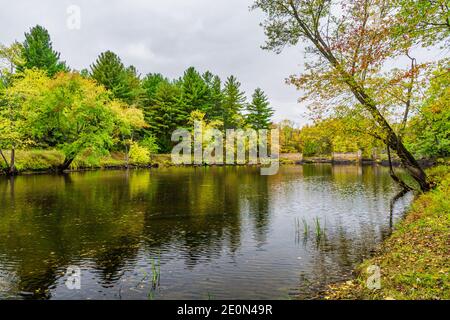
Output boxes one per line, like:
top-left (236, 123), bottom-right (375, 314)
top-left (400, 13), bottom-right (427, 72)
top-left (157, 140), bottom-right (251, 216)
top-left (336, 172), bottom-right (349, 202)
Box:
top-left (324, 166), bottom-right (450, 300)
top-left (0, 161), bottom-right (406, 177)
top-left (0, 153), bottom-right (439, 177)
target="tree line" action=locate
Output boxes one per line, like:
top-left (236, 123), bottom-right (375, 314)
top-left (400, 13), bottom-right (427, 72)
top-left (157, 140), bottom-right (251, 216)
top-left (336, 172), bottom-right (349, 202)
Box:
top-left (0, 25), bottom-right (274, 173)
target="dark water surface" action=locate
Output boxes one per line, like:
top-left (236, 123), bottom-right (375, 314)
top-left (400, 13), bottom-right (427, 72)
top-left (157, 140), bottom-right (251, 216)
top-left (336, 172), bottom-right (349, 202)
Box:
top-left (0, 165), bottom-right (412, 299)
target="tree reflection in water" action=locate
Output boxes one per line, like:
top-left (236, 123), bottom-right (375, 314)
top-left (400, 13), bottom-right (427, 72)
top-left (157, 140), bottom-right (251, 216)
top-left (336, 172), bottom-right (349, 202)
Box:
top-left (0, 165), bottom-right (412, 299)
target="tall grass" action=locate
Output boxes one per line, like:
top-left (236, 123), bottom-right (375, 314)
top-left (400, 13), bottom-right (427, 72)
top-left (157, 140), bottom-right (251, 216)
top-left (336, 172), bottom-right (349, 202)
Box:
top-left (314, 217), bottom-right (325, 241)
top-left (296, 217), bottom-right (326, 244)
top-left (151, 256), bottom-right (161, 289)
top-left (302, 218), bottom-right (309, 237)
top-left (147, 253), bottom-right (161, 299)
top-left (295, 217), bottom-right (310, 240)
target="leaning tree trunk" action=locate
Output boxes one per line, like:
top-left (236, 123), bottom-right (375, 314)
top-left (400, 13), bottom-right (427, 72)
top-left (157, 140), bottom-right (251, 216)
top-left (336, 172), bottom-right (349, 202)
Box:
top-left (344, 78), bottom-right (430, 192)
top-left (0, 150), bottom-right (9, 172)
top-left (0, 149), bottom-right (18, 176)
top-left (387, 145), bottom-right (412, 191)
top-left (287, 18), bottom-right (431, 192)
top-left (58, 157), bottom-right (75, 172)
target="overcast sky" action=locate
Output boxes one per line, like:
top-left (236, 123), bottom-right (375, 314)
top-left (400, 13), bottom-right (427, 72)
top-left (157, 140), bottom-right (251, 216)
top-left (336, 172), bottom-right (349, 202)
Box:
top-left (1, 0), bottom-right (310, 124)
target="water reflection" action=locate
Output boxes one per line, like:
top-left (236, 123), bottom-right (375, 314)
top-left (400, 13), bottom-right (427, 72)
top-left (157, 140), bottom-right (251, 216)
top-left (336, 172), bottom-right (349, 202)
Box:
top-left (0, 165), bottom-right (412, 299)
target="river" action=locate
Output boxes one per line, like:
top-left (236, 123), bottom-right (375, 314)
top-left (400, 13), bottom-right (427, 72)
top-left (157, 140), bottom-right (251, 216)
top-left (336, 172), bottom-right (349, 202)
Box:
top-left (0, 165), bottom-right (412, 299)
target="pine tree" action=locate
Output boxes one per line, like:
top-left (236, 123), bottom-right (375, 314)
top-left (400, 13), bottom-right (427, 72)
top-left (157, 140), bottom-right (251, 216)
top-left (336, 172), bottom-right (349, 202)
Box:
top-left (142, 73), bottom-right (167, 106)
top-left (203, 73), bottom-right (224, 122)
top-left (90, 51), bottom-right (140, 104)
top-left (222, 75), bottom-right (246, 129)
top-left (145, 81), bottom-right (183, 152)
top-left (123, 65), bottom-right (143, 105)
top-left (19, 25), bottom-right (68, 76)
top-left (179, 67), bottom-right (209, 117)
top-left (140, 73), bottom-right (168, 140)
top-left (246, 88), bottom-right (274, 129)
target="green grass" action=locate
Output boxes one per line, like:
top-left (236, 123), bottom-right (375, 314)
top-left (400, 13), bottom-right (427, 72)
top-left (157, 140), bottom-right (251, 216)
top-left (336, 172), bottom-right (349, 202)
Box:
top-left (0, 149), bottom-right (64, 172)
top-left (326, 166), bottom-right (450, 300)
top-left (0, 149), bottom-right (167, 173)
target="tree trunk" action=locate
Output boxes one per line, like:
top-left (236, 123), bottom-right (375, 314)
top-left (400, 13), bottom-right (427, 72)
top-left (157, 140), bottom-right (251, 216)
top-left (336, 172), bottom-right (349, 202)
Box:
top-left (0, 150), bottom-right (9, 171)
top-left (387, 145), bottom-right (412, 191)
top-left (58, 157), bottom-right (74, 172)
top-left (286, 10), bottom-right (431, 192)
top-left (346, 81), bottom-right (430, 192)
top-left (0, 149), bottom-right (18, 176)
top-left (9, 148), bottom-right (17, 175)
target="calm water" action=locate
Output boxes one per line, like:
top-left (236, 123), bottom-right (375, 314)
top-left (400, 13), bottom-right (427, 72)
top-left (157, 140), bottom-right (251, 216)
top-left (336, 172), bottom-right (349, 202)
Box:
top-left (0, 165), bottom-right (412, 300)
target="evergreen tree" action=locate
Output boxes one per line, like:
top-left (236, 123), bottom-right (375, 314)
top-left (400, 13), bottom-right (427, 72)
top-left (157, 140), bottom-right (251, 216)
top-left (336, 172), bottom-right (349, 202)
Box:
top-left (141, 73), bottom-right (167, 106)
top-left (179, 67), bottom-right (209, 117)
top-left (123, 65), bottom-right (143, 105)
top-left (90, 51), bottom-right (140, 104)
top-left (145, 81), bottom-right (183, 152)
top-left (246, 88), bottom-right (274, 129)
top-left (140, 73), bottom-right (169, 140)
top-left (222, 75), bottom-right (246, 129)
top-left (203, 73), bottom-right (224, 122)
top-left (18, 25), bottom-right (68, 76)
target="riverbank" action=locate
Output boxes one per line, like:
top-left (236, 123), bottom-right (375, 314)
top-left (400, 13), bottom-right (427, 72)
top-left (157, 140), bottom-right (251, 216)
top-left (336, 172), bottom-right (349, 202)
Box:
top-left (1, 149), bottom-right (446, 175)
top-left (0, 150), bottom-right (166, 174)
top-left (325, 166), bottom-right (450, 300)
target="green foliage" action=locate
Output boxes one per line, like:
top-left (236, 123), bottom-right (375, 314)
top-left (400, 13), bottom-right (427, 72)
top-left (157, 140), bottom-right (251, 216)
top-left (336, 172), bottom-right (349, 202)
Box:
top-left (0, 149), bottom-right (64, 172)
top-left (141, 73), bottom-right (167, 106)
top-left (129, 142), bottom-right (151, 165)
top-left (179, 67), bottom-right (210, 116)
top-left (140, 68), bottom-right (228, 153)
top-left (43, 73), bottom-right (118, 163)
top-left (0, 42), bottom-right (24, 87)
top-left (1, 25), bottom-right (279, 170)
top-left (277, 114), bottom-right (383, 157)
top-left (145, 80), bottom-right (183, 152)
top-left (246, 88), bottom-right (274, 129)
top-left (405, 65), bottom-right (450, 158)
top-left (393, 0), bottom-right (450, 47)
top-left (18, 25), bottom-right (68, 76)
top-left (6, 70), bottom-right (118, 165)
top-left (299, 123), bottom-right (333, 156)
top-left (0, 69), bottom-right (46, 152)
top-left (140, 135), bottom-right (160, 154)
top-left (222, 75), bottom-right (246, 129)
top-left (205, 74), bottom-right (224, 121)
top-left (90, 51), bottom-right (141, 104)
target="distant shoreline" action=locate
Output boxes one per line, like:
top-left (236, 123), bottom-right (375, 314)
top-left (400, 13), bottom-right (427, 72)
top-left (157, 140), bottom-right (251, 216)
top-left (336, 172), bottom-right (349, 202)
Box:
top-left (0, 156), bottom-right (438, 177)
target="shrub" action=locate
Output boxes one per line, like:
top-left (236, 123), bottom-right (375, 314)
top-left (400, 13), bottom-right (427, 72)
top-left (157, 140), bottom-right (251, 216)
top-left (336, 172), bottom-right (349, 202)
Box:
top-left (129, 142), bottom-right (150, 165)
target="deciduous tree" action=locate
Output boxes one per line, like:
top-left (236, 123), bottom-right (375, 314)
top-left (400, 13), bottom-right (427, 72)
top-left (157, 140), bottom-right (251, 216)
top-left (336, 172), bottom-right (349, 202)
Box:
top-left (252, 0), bottom-right (440, 191)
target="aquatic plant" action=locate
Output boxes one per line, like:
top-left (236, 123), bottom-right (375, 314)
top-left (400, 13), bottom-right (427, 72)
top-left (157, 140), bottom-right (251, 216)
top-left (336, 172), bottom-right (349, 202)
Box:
top-left (302, 218), bottom-right (309, 237)
top-left (314, 217), bottom-right (324, 241)
top-left (147, 253), bottom-right (161, 299)
top-left (151, 255), bottom-right (161, 289)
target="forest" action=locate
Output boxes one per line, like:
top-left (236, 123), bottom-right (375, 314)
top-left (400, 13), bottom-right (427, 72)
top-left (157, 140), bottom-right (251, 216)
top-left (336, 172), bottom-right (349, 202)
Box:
top-left (0, 25), bottom-right (275, 173)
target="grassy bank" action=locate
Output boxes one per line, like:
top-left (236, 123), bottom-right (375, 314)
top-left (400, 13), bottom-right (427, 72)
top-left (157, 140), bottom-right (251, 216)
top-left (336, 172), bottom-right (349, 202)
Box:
top-left (0, 149), bottom-right (169, 173)
top-left (326, 166), bottom-right (450, 300)
top-left (1, 149), bottom-right (449, 174)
